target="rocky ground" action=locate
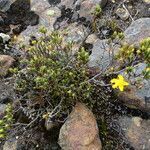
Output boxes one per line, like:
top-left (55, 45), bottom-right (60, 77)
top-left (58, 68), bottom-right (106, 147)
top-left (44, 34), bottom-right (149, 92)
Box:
top-left (0, 0), bottom-right (150, 150)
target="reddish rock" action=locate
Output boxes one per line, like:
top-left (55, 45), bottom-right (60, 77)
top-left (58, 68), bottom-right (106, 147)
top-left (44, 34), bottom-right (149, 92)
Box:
top-left (117, 116), bottom-right (150, 150)
top-left (59, 103), bottom-right (102, 150)
top-left (0, 55), bottom-right (15, 76)
top-left (116, 86), bottom-right (150, 113)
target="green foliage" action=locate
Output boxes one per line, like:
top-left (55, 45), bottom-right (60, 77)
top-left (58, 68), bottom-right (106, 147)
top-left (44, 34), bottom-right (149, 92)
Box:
top-left (138, 37), bottom-right (150, 64)
top-left (92, 4), bottom-right (102, 17)
top-left (0, 104), bottom-right (13, 138)
top-left (139, 38), bottom-right (150, 79)
top-left (111, 31), bottom-right (124, 40)
top-left (14, 29), bottom-right (92, 122)
top-left (39, 26), bottom-right (48, 34)
top-left (116, 37), bottom-right (150, 79)
top-left (116, 44), bottom-right (135, 63)
top-left (93, 18), bottom-right (122, 38)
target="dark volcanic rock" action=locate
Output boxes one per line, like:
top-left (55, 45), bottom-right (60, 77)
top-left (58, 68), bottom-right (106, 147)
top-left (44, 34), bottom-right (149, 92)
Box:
top-left (48, 0), bottom-right (61, 6)
top-left (58, 0), bottom-right (107, 23)
top-left (0, 0), bottom-right (16, 12)
top-left (0, 0), bottom-right (39, 34)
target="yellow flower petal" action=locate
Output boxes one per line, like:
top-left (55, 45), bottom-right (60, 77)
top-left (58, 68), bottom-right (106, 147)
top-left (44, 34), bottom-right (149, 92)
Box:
top-left (110, 79), bottom-right (118, 83)
top-left (123, 81), bottom-right (129, 86)
top-left (110, 74), bottom-right (129, 91)
top-left (119, 85), bottom-right (124, 91)
top-left (118, 75), bottom-right (124, 80)
top-left (112, 83), bottom-right (116, 88)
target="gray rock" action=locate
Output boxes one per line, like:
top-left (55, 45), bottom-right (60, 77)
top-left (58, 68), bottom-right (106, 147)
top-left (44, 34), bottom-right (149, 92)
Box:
top-left (116, 116), bottom-right (150, 150)
top-left (17, 2), bottom-right (61, 44)
top-left (61, 22), bottom-right (90, 52)
top-left (79, 0), bottom-right (107, 22)
top-left (124, 18), bottom-right (150, 46)
top-left (0, 0), bottom-right (16, 12)
top-left (131, 63), bottom-right (150, 99)
top-left (59, 0), bottom-right (76, 9)
top-left (60, 0), bottom-right (107, 9)
top-left (0, 104), bottom-right (6, 117)
top-left (0, 79), bottom-right (15, 103)
top-left (88, 38), bottom-right (118, 71)
top-left (115, 8), bottom-right (129, 20)
top-left (3, 138), bottom-right (18, 150)
top-left (0, 16), bottom-right (4, 25)
top-left (59, 0), bottom-right (107, 22)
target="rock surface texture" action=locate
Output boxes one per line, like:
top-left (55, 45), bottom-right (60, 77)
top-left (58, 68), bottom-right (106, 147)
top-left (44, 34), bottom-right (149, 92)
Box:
top-left (59, 103), bottom-right (102, 150)
top-left (0, 55), bottom-right (15, 76)
top-left (124, 18), bottom-right (150, 46)
top-left (61, 22), bottom-right (90, 52)
top-left (115, 8), bottom-right (129, 20)
top-left (0, 0), bottom-right (16, 12)
top-left (117, 116), bottom-right (150, 150)
top-left (59, 0), bottom-right (107, 22)
top-left (3, 138), bottom-right (18, 150)
top-left (18, 0), bottom-right (61, 44)
top-left (0, 104), bottom-right (6, 118)
top-left (88, 37), bottom-right (119, 71)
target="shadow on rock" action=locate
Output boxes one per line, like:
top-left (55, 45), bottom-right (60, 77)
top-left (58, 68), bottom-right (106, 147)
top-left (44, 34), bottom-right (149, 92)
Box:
top-left (0, 0), bottom-right (39, 34)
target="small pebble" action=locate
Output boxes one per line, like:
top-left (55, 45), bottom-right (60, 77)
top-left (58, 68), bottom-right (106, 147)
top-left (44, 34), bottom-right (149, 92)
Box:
top-left (0, 33), bottom-right (10, 43)
top-left (46, 9), bottom-right (55, 16)
top-left (116, 7), bottom-right (129, 20)
top-left (142, 0), bottom-right (150, 4)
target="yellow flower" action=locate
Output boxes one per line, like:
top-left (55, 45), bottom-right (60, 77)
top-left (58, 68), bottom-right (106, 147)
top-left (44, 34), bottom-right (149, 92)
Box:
top-left (0, 134), bottom-right (5, 138)
top-left (146, 67), bottom-right (150, 72)
top-left (110, 75), bottom-right (129, 91)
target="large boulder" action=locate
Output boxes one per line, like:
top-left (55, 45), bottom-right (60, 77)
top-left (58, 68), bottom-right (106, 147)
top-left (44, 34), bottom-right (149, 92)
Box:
top-left (116, 116), bottom-right (150, 150)
top-left (124, 18), bottom-right (150, 46)
top-left (59, 103), bottom-right (102, 150)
